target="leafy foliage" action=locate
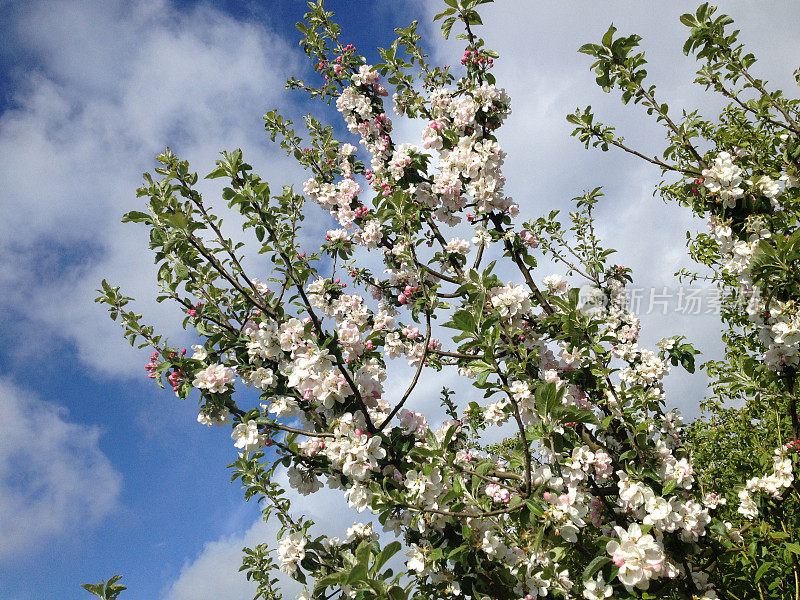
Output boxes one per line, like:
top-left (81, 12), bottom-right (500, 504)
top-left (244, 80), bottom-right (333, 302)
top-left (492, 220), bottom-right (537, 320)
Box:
top-left (86, 1), bottom-right (800, 599)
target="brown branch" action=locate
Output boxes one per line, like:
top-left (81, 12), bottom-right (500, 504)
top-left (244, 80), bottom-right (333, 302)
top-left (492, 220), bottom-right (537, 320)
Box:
top-left (268, 422), bottom-right (335, 439)
top-left (170, 292), bottom-right (239, 335)
top-left (731, 52), bottom-right (800, 133)
top-left (588, 127), bottom-right (703, 176)
top-left (177, 176), bottom-right (275, 316)
top-left (453, 463), bottom-right (523, 493)
top-left (184, 233), bottom-right (270, 318)
top-left (495, 361), bottom-right (534, 497)
top-left (419, 262), bottom-right (461, 285)
top-left (398, 501), bottom-right (520, 519)
top-left (634, 81), bottom-right (707, 169)
top-left (262, 223), bottom-right (377, 434)
top-left (379, 311), bottom-right (432, 430)
top-left (428, 348), bottom-right (482, 361)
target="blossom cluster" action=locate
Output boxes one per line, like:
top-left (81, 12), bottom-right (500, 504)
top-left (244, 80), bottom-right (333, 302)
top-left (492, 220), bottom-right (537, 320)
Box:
top-left (180, 165), bottom-right (731, 599)
top-left (703, 148), bottom-right (800, 370)
top-left (737, 446), bottom-right (795, 518)
top-left (114, 13), bottom-right (799, 599)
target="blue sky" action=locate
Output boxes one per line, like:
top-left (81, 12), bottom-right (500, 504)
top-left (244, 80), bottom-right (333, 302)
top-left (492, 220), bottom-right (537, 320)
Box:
top-left (1, 1), bottom-right (798, 599)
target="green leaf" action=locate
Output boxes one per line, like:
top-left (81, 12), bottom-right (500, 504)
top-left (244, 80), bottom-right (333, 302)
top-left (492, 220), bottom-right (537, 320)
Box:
top-left (786, 542), bottom-right (800, 555)
top-left (433, 7), bottom-right (456, 20)
top-left (578, 43), bottom-right (602, 56)
top-left (450, 309), bottom-right (476, 333)
top-left (583, 556), bottom-right (610, 580)
top-left (525, 499), bottom-right (543, 517)
top-left (679, 13), bottom-right (699, 27)
top-left (81, 584), bottom-right (103, 598)
top-left (314, 572), bottom-right (345, 592)
top-left (388, 586), bottom-right (408, 600)
top-left (466, 10), bottom-right (482, 25)
top-left (374, 541), bottom-right (401, 572)
top-left (121, 211), bottom-right (151, 224)
top-left (601, 25), bottom-right (617, 47)
top-left (174, 263), bottom-right (189, 280)
top-left (205, 166), bottom-right (228, 179)
top-left (81, 576), bottom-right (126, 600)
top-left (754, 562), bottom-right (770, 582)
top-left (558, 405), bottom-right (600, 426)
top-left (347, 561), bottom-right (368, 585)
top-left (164, 212), bottom-right (188, 230)
top-left (476, 368), bottom-right (492, 385)
top-left (441, 16), bottom-right (457, 39)
top-left (535, 382), bottom-right (563, 415)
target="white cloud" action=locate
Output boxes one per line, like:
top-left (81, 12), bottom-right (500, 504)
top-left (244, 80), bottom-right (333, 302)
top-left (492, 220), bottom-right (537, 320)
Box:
top-left (5, 0), bottom-right (792, 388)
top-left (0, 0), bottom-right (309, 377)
top-left (159, 360), bottom-right (498, 600)
top-left (161, 471), bottom-right (358, 600)
top-left (111, 5), bottom-right (800, 597)
top-left (414, 0), bottom-right (800, 414)
top-left (0, 378), bottom-right (121, 561)
top-left (2, 0), bottom-right (798, 590)
top-left (161, 517), bottom-right (273, 600)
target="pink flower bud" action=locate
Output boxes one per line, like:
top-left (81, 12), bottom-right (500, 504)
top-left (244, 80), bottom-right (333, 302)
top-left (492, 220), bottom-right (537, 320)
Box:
top-left (520, 230), bottom-right (539, 248)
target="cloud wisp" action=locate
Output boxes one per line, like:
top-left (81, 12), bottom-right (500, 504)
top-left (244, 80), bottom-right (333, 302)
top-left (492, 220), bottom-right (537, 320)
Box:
top-left (0, 378), bottom-right (121, 562)
top-left (0, 0), bottom-right (309, 377)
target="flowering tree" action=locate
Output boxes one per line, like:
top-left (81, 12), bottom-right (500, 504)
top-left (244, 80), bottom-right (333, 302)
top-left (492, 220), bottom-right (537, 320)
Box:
top-left (88, 1), bottom-right (800, 599)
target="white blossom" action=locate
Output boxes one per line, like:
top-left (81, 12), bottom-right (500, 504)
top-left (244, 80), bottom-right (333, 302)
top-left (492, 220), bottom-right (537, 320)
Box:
top-left (231, 420), bottom-right (265, 453)
top-left (277, 532), bottom-right (307, 574)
